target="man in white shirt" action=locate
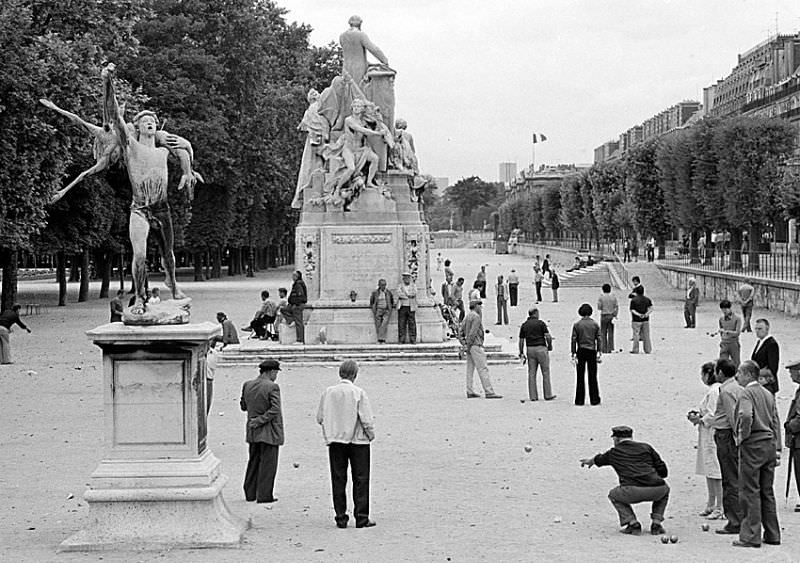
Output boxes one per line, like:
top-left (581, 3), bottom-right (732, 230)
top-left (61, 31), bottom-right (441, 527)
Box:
top-left (397, 272), bottom-right (418, 344)
top-left (316, 360), bottom-right (376, 529)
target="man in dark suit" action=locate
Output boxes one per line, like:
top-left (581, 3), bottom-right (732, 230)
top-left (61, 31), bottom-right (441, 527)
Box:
top-left (732, 360), bottom-right (781, 548)
top-left (240, 359), bottom-right (284, 503)
top-left (751, 318), bottom-right (779, 394)
top-left (784, 361), bottom-right (800, 512)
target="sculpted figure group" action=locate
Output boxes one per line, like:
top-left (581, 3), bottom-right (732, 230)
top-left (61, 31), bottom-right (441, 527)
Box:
top-left (293, 15), bottom-right (428, 211)
top-left (41, 63), bottom-right (203, 320)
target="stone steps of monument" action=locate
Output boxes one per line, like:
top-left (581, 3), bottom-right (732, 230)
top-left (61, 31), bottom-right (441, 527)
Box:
top-left (542, 263), bottom-right (614, 288)
top-left (220, 338), bottom-right (518, 366)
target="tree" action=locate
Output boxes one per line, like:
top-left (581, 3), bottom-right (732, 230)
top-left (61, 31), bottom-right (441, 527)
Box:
top-left (588, 161), bottom-right (626, 244)
top-left (446, 176), bottom-right (500, 230)
top-left (626, 140), bottom-right (671, 258)
top-left (714, 117), bottom-right (796, 270)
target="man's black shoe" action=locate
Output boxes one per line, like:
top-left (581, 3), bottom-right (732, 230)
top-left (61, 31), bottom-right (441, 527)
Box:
top-left (715, 527), bottom-right (739, 535)
top-left (732, 540), bottom-right (760, 548)
top-left (650, 523), bottom-right (665, 535)
top-left (620, 522), bottom-right (642, 535)
top-left (356, 519), bottom-right (376, 528)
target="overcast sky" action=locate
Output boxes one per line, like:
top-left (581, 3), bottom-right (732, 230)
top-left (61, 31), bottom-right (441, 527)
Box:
top-left (279, 0), bottom-right (800, 184)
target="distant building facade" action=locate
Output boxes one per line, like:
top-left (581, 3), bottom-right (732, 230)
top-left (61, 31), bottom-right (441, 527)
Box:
top-left (506, 163), bottom-right (590, 201)
top-left (498, 162), bottom-right (517, 186)
top-left (594, 102), bottom-right (701, 163)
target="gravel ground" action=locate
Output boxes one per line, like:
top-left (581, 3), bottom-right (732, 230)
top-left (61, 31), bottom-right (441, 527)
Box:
top-left (1, 248), bottom-right (799, 562)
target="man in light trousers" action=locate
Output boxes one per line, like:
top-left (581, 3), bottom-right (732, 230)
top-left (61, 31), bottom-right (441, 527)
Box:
top-left (462, 299), bottom-right (502, 399)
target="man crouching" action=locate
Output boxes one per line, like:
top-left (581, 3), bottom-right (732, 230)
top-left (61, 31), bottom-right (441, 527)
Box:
top-left (580, 426), bottom-right (669, 535)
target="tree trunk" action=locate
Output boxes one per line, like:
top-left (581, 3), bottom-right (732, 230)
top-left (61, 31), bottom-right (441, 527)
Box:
top-left (193, 252), bottom-right (204, 281)
top-left (689, 231), bottom-right (700, 264)
top-left (57, 251), bottom-right (67, 306)
top-left (703, 228), bottom-right (713, 265)
top-left (729, 229), bottom-right (743, 271)
top-left (68, 253), bottom-right (80, 282)
top-left (212, 247), bottom-right (222, 279)
top-left (0, 246), bottom-right (19, 312)
top-left (656, 236), bottom-right (665, 260)
top-left (78, 248), bottom-right (90, 302)
top-left (246, 246), bottom-right (254, 277)
top-left (747, 223), bottom-right (761, 272)
top-left (119, 252), bottom-right (126, 291)
top-left (99, 251), bottom-right (111, 298)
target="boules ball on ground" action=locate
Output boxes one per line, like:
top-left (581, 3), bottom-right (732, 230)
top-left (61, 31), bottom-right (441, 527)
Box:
top-left (524, 444), bottom-right (533, 453)
top-left (701, 524), bottom-right (709, 531)
top-left (660, 536), bottom-right (670, 544)
top-left (669, 535), bottom-right (679, 543)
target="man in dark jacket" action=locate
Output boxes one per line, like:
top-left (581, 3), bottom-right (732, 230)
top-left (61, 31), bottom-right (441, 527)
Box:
top-left (581, 426), bottom-right (669, 536)
top-left (784, 361), bottom-right (800, 513)
top-left (286, 270), bottom-right (308, 343)
top-left (240, 359), bottom-right (285, 503)
top-left (751, 318), bottom-right (779, 394)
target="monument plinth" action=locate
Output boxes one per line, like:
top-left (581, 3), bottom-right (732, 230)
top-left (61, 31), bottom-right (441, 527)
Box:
top-left (296, 171), bottom-right (445, 344)
top-left (60, 322), bottom-right (247, 551)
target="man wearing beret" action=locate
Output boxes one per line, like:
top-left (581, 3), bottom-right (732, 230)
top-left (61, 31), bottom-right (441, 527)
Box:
top-left (240, 359), bottom-right (284, 503)
top-left (580, 426), bottom-right (669, 536)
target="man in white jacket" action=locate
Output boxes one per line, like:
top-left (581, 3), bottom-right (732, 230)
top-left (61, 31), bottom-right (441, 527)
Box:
top-left (317, 360), bottom-right (376, 529)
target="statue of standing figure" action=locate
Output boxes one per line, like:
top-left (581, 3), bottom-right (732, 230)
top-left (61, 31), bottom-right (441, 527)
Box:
top-left (43, 63), bottom-right (203, 320)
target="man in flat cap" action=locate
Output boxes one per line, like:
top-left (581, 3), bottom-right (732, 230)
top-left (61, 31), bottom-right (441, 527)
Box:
top-left (580, 426), bottom-right (669, 536)
top-left (397, 272), bottom-right (417, 344)
top-left (240, 359), bottom-right (284, 503)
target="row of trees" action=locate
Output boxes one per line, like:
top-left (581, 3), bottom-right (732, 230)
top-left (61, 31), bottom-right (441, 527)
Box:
top-left (498, 116), bottom-right (800, 269)
top-left (0, 0), bottom-right (339, 310)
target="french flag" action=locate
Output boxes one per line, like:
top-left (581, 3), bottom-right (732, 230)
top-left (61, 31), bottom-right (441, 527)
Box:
top-left (532, 133), bottom-right (547, 144)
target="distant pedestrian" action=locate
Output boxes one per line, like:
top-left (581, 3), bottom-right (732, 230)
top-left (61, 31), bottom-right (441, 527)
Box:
top-left (542, 254), bottom-right (551, 279)
top-left (240, 359), bottom-right (284, 504)
top-left (571, 303), bottom-right (601, 406)
top-left (732, 360), bottom-right (781, 548)
top-left (369, 279), bottom-right (395, 343)
top-left (287, 270), bottom-right (308, 343)
top-left (518, 307), bottom-right (555, 401)
top-left (736, 280), bottom-right (755, 333)
top-left (454, 277), bottom-right (466, 321)
top-left (646, 236), bottom-right (655, 262)
top-left (444, 259), bottom-right (454, 279)
top-left (206, 343), bottom-right (221, 415)
top-left (475, 265), bottom-right (487, 298)
top-left (462, 299), bottom-right (502, 399)
top-left (533, 266), bottom-right (543, 303)
top-left (109, 289), bottom-right (125, 322)
top-left (550, 268), bottom-right (560, 302)
top-left (580, 426), bottom-right (669, 536)
top-left (597, 284), bottom-right (618, 353)
top-left (0, 304), bottom-right (31, 365)
top-left (507, 269), bottom-right (520, 306)
top-left (750, 318), bottom-right (779, 394)
top-left (686, 362), bottom-right (723, 520)
top-left (436, 252), bottom-right (443, 272)
top-left (397, 272), bottom-right (418, 344)
top-left (718, 299), bottom-right (742, 367)
top-left (316, 359), bottom-right (376, 529)
top-left (629, 286), bottom-right (653, 354)
top-left (495, 275), bottom-right (509, 325)
top-left (623, 238), bottom-right (631, 262)
top-left (684, 278), bottom-right (699, 328)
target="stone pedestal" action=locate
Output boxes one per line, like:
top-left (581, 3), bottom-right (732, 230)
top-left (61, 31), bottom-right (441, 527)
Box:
top-left (296, 171), bottom-right (445, 344)
top-left (60, 322), bottom-right (247, 551)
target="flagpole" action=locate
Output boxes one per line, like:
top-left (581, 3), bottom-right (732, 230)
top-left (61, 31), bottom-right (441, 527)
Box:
top-left (531, 138), bottom-right (536, 172)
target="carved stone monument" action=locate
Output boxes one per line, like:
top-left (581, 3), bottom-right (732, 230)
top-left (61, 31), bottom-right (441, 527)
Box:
top-left (60, 322), bottom-right (247, 551)
top-left (293, 16), bottom-right (444, 344)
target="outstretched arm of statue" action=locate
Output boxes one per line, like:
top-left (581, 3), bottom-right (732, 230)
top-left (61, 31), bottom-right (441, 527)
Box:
top-left (102, 63), bottom-right (129, 147)
top-left (39, 99), bottom-right (104, 138)
top-left (345, 116), bottom-right (383, 137)
top-left (156, 131), bottom-right (195, 162)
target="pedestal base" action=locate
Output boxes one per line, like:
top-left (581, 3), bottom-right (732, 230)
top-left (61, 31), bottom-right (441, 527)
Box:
top-left (60, 452), bottom-right (248, 551)
top-left (305, 301), bottom-right (446, 344)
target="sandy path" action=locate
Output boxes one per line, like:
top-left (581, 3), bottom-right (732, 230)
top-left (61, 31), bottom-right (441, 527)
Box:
top-left (1, 249), bottom-right (798, 562)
